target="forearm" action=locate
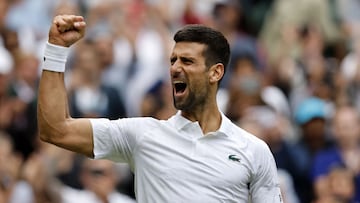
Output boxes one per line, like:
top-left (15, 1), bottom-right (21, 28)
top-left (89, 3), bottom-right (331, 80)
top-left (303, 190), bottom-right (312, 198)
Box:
top-left (37, 71), bottom-right (70, 143)
top-left (37, 15), bottom-right (93, 157)
top-left (38, 69), bottom-right (94, 157)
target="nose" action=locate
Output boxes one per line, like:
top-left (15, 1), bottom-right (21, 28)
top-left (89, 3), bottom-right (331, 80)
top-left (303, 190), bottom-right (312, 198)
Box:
top-left (170, 60), bottom-right (181, 77)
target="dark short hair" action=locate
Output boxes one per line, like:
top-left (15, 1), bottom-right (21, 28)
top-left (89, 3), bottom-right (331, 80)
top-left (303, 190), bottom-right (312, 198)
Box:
top-left (173, 24), bottom-right (230, 73)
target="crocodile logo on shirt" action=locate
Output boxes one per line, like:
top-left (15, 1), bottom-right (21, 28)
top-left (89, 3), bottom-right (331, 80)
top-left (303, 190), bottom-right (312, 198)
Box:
top-left (228, 154), bottom-right (241, 162)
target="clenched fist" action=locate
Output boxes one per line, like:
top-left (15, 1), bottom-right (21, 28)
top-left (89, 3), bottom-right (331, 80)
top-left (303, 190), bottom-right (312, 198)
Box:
top-left (48, 15), bottom-right (86, 47)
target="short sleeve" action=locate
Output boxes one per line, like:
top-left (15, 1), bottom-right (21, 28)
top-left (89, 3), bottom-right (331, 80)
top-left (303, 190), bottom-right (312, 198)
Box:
top-left (90, 118), bottom-right (138, 164)
top-left (250, 142), bottom-right (283, 203)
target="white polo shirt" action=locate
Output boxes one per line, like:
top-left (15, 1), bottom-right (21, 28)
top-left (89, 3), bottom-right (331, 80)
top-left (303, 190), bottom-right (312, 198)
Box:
top-left (90, 112), bottom-right (282, 203)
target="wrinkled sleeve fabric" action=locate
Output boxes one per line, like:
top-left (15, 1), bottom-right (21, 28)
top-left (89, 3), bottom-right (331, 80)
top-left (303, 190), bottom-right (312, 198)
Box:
top-left (90, 118), bottom-right (144, 164)
top-left (250, 141), bottom-right (283, 203)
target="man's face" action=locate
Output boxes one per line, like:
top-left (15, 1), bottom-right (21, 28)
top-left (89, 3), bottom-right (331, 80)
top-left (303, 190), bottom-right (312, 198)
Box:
top-left (170, 42), bottom-right (210, 111)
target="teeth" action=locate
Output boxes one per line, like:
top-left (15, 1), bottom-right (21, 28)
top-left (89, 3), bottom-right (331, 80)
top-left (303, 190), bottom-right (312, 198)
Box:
top-left (173, 81), bottom-right (185, 84)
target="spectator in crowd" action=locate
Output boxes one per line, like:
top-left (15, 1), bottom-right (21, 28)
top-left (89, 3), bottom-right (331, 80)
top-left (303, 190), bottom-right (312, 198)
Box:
top-left (116, 0), bottom-right (170, 117)
top-left (62, 158), bottom-right (135, 203)
top-left (87, 24), bottom-right (132, 100)
top-left (4, 0), bottom-right (53, 52)
top-left (340, 36), bottom-right (360, 112)
top-left (313, 167), bottom-right (355, 203)
top-left (289, 24), bottom-right (339, 112)
top-left (241, 0), bottom-right (275, 38)
top-left (6, 51), bottom-right (39, 160)
top-left (293, 96), bottom-right (333, 203)
top-left (67, 41), bottom-right (126, 120)
top-left (140, 80), bottom-right (176, 120)
top-left (312, 105), bottom-right (360, 202)
top-left (260, 0), bottom-right (341, 67)
top-left (21, 149), bottom-right (63, 203)
top-left (211, 0), bottom-right (266, 88)
top-left (0, 131), bottom-right (34, 203)
top-left (224, 53), bottom-right (264, 121)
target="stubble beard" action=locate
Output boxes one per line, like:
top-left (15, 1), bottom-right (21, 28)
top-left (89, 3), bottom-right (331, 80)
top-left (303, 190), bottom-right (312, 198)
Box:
top-left (173, 92), bottom-right (195, 111)
top-left (172, 86), bottom-right (207, 112)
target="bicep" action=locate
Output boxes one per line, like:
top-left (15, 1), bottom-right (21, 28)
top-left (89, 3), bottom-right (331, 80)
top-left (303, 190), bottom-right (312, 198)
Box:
top-left (52, 118), bottom-right (94, 157)
top-left (91, 118), bottom-right (138, 163)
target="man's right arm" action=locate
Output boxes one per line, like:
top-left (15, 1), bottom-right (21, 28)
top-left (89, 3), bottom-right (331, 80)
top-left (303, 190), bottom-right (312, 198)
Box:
top-left (37, 15), bottom-right (94, 157)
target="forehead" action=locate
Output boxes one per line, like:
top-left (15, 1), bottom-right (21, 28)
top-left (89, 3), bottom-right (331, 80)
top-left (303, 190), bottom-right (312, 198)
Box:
top-left (171, 42), bottom-right (206, 57)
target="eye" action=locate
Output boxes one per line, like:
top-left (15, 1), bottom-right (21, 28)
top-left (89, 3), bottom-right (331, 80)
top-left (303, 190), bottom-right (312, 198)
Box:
top-left (181, 57), bottom-right (193, 65)
top-left (170, 57), bottom-right (176, 65)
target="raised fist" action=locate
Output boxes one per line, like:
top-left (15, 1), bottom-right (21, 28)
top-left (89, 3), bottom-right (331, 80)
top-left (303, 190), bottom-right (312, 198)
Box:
top-left (48, 15), bottom-right (86, 47)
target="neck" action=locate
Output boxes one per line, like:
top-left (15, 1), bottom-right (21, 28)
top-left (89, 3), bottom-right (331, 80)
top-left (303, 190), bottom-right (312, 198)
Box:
top-left (181, 103), bottom-right (222, 134)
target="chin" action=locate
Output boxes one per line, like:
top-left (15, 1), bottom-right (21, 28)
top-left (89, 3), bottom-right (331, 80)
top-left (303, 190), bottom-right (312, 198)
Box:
top-left (173, 100), bottom-right (187, 111)
top-left (172, 93), bottom-right (196, 111)
top-left (173, 102), bottom-right (184, 110)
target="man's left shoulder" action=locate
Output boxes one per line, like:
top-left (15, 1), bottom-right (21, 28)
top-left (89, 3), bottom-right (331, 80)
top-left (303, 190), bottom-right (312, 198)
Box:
top-left (231, 124), bottom-right (269, 149)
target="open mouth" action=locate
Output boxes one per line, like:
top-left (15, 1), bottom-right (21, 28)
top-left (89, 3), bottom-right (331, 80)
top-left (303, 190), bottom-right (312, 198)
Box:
top-left (174, 81), bottom-right (187, 95)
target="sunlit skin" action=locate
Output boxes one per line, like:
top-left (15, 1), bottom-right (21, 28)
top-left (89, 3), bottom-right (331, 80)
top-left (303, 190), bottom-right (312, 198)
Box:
top-left (170, 42), bottom-right (224, 131)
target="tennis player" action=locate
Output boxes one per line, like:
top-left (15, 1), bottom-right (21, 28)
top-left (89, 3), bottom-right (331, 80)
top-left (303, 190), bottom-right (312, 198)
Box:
top-left (38, 15), bottom-right (283, 203)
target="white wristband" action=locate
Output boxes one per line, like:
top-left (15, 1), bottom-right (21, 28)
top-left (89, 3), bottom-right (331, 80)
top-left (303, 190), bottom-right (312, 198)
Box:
top-left (43, 42), bottom-right (70, 72)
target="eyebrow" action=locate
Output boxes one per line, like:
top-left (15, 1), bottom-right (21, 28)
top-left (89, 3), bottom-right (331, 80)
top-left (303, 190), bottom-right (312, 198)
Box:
top-left (170, 55), bottom-right (196, 62)
top-left (180, 56), bottom-right (195, 61)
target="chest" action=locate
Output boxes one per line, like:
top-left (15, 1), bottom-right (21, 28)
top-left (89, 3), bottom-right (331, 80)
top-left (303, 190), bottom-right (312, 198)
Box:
top-left (134, 126), bottom-right (253, 189)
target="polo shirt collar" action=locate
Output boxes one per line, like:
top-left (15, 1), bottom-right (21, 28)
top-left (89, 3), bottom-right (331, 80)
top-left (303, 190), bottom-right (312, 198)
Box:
top-left (217, 112), bottom-right (233, 137)
top-left (170, 111), bottom-right (233, 137)
top-left (171, 111), bottom-right (193, 131)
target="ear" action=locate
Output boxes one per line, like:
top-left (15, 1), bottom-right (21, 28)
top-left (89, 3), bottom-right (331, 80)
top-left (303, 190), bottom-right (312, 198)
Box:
top-left (209, 63), bottom-right (224, 84)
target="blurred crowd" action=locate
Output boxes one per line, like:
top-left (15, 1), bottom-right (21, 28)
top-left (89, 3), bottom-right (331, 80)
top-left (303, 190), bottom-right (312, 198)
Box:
top-left (1, 0), bottom-right (360, 202)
